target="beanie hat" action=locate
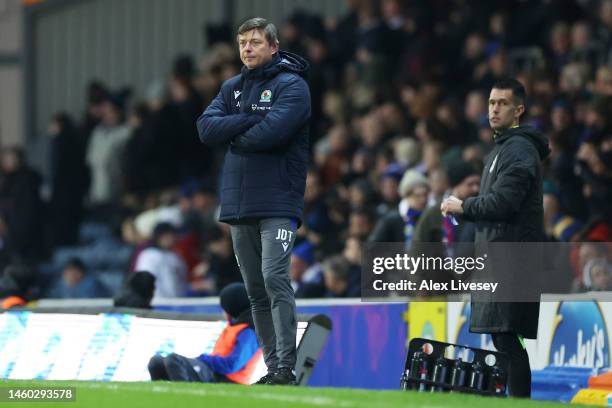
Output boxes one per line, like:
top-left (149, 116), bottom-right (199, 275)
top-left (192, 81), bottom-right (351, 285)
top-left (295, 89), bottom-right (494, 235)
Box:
top-left (445, 160), bottom-right (479, 188)
top-left (586, 222), bottom-right (612, 242)
top-left (553, 215), bottom-right (583, 242)
top-left (381, 162), bottom-right (406, 182)
top-left (219, 283), bottom-right (251, 319)
top-left (292, 241), bottom-right (315, 266)
top-left (398, 170), bottom-right (429, 197)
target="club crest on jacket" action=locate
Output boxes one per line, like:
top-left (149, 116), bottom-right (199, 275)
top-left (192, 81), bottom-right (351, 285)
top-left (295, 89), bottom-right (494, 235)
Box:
top-left (260, 90), bottom-right (272, 102)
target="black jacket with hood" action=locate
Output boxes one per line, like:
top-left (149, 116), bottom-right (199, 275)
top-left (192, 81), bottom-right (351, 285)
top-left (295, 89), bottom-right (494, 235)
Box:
top-left (461, 125), bottom-right (550, 339)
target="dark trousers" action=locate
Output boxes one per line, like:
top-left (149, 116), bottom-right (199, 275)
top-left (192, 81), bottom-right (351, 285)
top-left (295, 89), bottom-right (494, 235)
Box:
top-left (230, 218), bottom-right (297, 371)
top-left (148, 353), bottom-right (223, 382)
top-left (491, 333), bottom-right (531, 398)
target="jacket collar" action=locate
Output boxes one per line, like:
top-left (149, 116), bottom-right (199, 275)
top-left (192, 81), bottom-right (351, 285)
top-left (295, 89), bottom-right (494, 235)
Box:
top-left (241, 53), bottom-right (281, 80)
top-left (493, 124), bottom-right (521, 144)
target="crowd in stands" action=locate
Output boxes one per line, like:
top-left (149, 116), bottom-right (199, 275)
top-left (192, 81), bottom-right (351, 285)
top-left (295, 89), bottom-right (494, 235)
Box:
top-left (1, 0), bottom-right (612, 305)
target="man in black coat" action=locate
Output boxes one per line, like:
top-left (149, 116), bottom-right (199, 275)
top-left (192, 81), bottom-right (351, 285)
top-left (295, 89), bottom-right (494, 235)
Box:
top-left (197, 17), bottom-right (310, 386)
top-left (441, 78), bottom-right (550, 398)
top-left (0, 147), bottom-right (44, 263)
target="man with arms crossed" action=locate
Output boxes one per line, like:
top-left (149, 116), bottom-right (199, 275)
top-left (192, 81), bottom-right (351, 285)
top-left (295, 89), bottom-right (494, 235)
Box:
top-left (197, 17), bottom-right (310, 385)
top-left (441, 79), bottom-right (550, 397)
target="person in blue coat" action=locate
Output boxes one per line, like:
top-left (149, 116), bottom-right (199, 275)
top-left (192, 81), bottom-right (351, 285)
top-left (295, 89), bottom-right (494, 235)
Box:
top-left (197, 17), bottom-right (311, 385)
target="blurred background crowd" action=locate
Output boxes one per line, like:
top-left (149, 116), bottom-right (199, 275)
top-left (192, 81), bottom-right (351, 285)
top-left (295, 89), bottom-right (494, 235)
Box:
top-left (1, 0), bottom-right (612, 305)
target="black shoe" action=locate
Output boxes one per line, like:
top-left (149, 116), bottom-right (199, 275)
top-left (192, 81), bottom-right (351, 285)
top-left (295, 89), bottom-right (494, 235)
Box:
top-left (268, 367), bottom-right (297, 385)
top-left (253, 371), bottom-right (277, 385)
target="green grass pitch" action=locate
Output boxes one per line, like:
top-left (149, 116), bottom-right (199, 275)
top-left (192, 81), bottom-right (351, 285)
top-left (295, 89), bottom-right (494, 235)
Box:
top-left (0, 380), bottom-right (586, 408)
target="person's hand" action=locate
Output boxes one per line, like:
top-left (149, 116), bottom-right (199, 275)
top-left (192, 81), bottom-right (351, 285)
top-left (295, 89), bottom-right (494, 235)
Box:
top-left (192, 261), bottom-right (210, 278)
top-left (440, 195), bottom-right (464, 216)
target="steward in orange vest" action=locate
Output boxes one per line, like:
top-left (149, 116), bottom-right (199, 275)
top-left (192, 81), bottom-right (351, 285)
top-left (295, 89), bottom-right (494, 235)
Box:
top-left (148, 283), bottom-right (261, 383)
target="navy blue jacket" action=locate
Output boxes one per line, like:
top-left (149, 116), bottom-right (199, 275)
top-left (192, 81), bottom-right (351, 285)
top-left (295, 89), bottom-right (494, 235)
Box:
top-left (197, 51), bottom-right (311, 224)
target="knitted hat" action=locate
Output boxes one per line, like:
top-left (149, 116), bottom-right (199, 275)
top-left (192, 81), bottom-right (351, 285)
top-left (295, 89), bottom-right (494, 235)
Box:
top-left (445, 160), bottom-right (479, 188)
top-left (398, 170), bottom-right (429, 197)
top-left (552, 215), bottom-right (583, 242)
top-left (382, 162), bottom-right (406, 182)
top-left (292, 241), bottom-right (315, 266)
top-left (586, 222), bottom-right (612, 242)
top-left (219, 283), bottom-right (251, 319)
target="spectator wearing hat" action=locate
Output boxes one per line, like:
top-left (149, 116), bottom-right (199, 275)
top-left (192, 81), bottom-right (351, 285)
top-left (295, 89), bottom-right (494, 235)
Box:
top-left (133, 222), bottom-right (188, 300)
top-left (300, 169), bottom-right (332, 242)
top-left (368, 170), bottom-right (430, 246)
top-left (413, 161), bottom-right (480, 244)
top-left (290, 241), bottom-right (314, 290)
top-left (552, 214), bottom-right (584, 242)
top-left (290, 241), bottom-right (325, 298)
top-left (377, 162), bottom-right (405, 215)
top-left (148, 282), bottom-right (261, 384)
top-left (583, 219), bottom-right (612, 242)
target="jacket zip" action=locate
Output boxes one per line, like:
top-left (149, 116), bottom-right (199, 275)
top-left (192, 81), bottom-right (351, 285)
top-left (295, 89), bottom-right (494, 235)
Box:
top-left (236, 75), bottom-right (252, 220)
top-left (238, 155), bottom-right (244, 220)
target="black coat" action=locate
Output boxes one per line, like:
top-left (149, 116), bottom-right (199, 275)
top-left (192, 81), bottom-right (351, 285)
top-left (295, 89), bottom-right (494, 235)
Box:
top-left (0, 167), bottom-right (44, 262)
top-left (462, 125), bottom-right (550, 339)
top-left (50, 127), bottom-right (89, 246)
top-left (197, 51), bottom-right (311, 224)
top-left (368, 210), bottom-right (404, 243)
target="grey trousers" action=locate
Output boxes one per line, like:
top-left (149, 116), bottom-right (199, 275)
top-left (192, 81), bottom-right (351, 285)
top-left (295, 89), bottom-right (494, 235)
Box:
top-left (230, 218), bottom-right (297, 371)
